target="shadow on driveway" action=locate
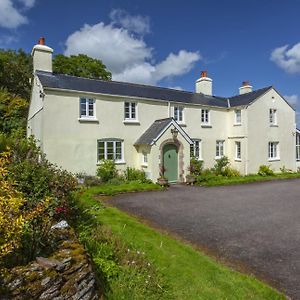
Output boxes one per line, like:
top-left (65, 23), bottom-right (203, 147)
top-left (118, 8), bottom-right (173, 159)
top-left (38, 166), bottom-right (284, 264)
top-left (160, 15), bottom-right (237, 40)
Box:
top-left (110, 180), bottom-right (300, 299)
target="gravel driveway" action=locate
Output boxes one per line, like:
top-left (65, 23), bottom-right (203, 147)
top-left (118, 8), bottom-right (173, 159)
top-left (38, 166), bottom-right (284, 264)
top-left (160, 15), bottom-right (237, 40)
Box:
top-left (109, 179), bottom-right (300, 299)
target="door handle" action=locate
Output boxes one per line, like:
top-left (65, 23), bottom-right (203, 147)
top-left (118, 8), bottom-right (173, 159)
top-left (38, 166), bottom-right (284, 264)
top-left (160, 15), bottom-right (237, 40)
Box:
top-left (168, 154), bottom-right (171, 158)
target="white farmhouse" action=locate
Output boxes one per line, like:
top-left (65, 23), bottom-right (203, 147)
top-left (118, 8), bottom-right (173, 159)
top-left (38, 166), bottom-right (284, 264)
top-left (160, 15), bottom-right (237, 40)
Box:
top-left (27, 38), bottom-right (299, 182)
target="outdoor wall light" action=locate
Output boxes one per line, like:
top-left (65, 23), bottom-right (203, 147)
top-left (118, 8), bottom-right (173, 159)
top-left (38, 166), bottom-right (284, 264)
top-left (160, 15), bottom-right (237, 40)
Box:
top-left (171, 128), bottom-right (179, 139)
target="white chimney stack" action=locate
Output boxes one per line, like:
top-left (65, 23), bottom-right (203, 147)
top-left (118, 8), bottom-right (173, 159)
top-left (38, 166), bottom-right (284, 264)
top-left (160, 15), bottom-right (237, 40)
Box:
top-left (31, 37), bottom-right (53, 73)
top-left (239, 81), bottom-right (253, 95)
top-left (195, 71), bottom-right (212, 96)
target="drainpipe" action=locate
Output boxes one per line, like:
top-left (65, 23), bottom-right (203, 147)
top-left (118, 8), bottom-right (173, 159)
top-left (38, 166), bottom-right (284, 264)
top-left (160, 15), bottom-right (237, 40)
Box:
top-left (168, 102), bottom-right (171, 117)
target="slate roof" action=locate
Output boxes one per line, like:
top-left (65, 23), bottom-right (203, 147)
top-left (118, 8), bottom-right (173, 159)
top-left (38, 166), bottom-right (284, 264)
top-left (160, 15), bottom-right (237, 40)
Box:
top-left (36, 70), bottom-right (273, 108)
top-left (135, 118), bottom-right (174, 145)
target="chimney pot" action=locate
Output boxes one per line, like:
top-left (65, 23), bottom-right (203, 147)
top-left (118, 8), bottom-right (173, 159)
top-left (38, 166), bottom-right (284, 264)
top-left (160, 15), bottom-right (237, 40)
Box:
top-left (242, 80), bottom-right (250, 86)
top-left (201, 70), bottom-right (207, 78)
top-left (38, 37), bottom-right (45, 45)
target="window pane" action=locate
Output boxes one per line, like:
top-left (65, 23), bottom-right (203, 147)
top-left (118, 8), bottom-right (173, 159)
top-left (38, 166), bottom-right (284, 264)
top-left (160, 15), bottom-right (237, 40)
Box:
top-left (115, 141), bottom-right (122, 160)
top-left (80, 98), bottom-right (86, 116)
top-left (98, 142), bottom-right (105, 160)
top-left (88, 99), bottom-right (94, 116)
top-left (174, 107), bottom-right (178, 120)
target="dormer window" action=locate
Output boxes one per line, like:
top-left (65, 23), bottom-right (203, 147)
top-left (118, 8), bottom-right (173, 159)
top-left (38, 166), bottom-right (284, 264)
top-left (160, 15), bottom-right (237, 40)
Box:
top-left (174, 106), bottom-right (184, 123)
top-left (235, 109), bottom-right (241, 125)
top-left (80, 98), bottom-right (95, 118)
top-left (269, 109), bottom-right (277, 125)
top-left (124, 102), bottom-right (137, 120)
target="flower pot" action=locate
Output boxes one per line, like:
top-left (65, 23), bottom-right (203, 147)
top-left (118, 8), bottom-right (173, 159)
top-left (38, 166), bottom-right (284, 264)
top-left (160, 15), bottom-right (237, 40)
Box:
top-left (157, 177), bottom-right (169, 186)
top-left (186, 175), bottom-right (196, 185)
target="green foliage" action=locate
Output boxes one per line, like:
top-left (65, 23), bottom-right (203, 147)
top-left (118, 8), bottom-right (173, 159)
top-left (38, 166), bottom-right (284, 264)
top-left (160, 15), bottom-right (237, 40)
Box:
top-left (124, 167), bottom-right (148, 183)
top-left (222, 166), bottom-right (241, 177)
top-left (213, 156), bottom-right (230, 175)
top-left (196, 168), bottom-right (216, 184)
top-left (0, 49), bottom-right (32, 99)
top-left (53, 54), bottom-right (112, 80)
top-left (77, 173), bottom-right (103, 187)
top-left (97, 160), bottom-right (118, 182)
top-left (189, 158), bottom-right (204, 176)
top-left (0, 89), bottom-right (28, 135)
top-left (258, 165), bottom-right (275, 176)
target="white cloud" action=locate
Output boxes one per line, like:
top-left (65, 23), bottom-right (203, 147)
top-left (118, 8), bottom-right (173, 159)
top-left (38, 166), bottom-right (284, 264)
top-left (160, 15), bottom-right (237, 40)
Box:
top-left (109, 9), bottom-right (150, 35)
top-left (271, 43), bottom-right (300, 74)
top-left (64, 13), bottom-right (201, 85)
top-left (0, 0), bottom-right (27, 29)
top-left (0, 34), bottom-right (18, 46)
top-left (0, 0), bottom-right (36, 29)
top-left (284, 94), bottom-right (298, 106)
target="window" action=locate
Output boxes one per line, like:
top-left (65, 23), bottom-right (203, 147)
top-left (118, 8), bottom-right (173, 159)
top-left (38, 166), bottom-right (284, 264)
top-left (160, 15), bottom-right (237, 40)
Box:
top-left (124, 102), bottom-right (137, 120)
top-left (201, 109), bottom-right (210, 124)
top-left (216, 140), bottom-right (224, 158)
top-left (235, 141), bottom-right (241, 160)
top-left (268, 142), bottom-right (279, 160)
top-left (80, 98), bottom-right (95, 118)
top-left (190, 140), bottom-right (202, 159)
top-left (269, 109), bottom-right (277, 125)
top-left (296, 133), bottom-right (300, 161)
top-left (174, 106), bottom-right (184, 122)
top-left (97, 139), bottom-right (123, 162)
top-left (235, 110), bottom-right (241, 124)
top-left (142, 152), bottom-right (148, 165)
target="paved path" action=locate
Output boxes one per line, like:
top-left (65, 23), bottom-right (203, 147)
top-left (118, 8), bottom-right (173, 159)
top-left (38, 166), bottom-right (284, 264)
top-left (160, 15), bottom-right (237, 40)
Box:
top-left (110, 180), bottom-right (300, 299)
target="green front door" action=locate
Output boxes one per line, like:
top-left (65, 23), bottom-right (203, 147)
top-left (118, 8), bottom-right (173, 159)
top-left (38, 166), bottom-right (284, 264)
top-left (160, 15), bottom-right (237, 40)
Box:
top-left (163, 144), bottom-right (178, 183)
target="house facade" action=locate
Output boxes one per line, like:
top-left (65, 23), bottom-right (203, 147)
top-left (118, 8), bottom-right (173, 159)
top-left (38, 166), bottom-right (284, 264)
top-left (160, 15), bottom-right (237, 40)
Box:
top-left (27, 38), bottom-right (298, 182)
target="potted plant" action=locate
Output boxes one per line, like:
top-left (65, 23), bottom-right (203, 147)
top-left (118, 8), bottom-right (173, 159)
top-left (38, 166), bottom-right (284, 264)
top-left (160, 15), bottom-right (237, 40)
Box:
top-left (157, 165), bottom-right (169, 186)
top-left (186, 163), bottom-right (196, 185)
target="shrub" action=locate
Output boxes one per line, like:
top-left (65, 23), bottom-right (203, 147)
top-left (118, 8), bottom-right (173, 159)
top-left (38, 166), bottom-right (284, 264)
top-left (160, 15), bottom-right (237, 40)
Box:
top-left (189, 158), bottom-right (204, 176)
top-left (213, 156), bottom-right (230, 175)
top-left (97, 160), bottom-right (118, 182)
top-left (223, 166), bottom-right (241, 177)
top-left (107, 177), bottom-right (125, 185)
top-left (0, 150), bottom-right (52, 262)
top-left (258, 165), bottom-right (274, 176)
top-left (124, 167), bottom-right (147, 183)
top-left (196, 168), bottom-right (216, 184)
top-left (77, 173), bottom-right (103, 187)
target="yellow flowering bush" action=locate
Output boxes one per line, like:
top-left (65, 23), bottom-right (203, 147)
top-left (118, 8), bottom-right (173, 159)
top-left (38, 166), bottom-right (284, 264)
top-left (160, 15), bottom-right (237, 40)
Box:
top-left (0, 150), bottom-right (51, 259)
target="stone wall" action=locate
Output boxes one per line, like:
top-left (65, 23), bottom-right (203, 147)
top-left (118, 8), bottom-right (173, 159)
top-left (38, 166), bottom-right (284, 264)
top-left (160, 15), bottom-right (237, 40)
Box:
top-left (0, 228), bottom-right (102, 300)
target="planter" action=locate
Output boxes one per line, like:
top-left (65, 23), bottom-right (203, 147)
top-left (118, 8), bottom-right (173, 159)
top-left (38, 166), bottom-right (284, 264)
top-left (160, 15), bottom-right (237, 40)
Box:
top-left (186, 175), bottom-right (196, 185)
top-left (157, 177), bottom-right (169, 187)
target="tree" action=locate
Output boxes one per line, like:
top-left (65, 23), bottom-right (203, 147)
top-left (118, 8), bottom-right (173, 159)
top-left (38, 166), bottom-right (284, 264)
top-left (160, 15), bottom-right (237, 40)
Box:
top-left (0, 49), bottom-right (32, 99)
top-left (53, 54), bottom-right (112, 80)
top-left (0, 88), bottom-right (28, 135)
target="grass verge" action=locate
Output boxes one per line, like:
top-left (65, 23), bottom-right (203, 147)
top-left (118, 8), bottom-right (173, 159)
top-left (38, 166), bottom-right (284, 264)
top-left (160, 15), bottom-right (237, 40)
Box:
top-left (198, 173), bottom-right (300, 187)
top-left (74, 185), bottom-right (285, 299)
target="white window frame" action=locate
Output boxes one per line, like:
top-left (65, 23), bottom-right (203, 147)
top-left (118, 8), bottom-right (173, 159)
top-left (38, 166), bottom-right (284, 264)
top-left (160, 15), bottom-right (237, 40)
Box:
top-left (269, 109), bottom-right (277, 126)
top-left (173, 106), bottom-right (184, 123)
top-left (216, 140), bottom-right (224, 159)
top-left (190, 139), bottom-right (202, 160)
top-left (235, 141), bottom-right (241, 161)
top-left (201, 109), bottom-right (210, 125)
top-left (97, 139), bottom-right (125, 164)
top-left (142, 151), bottom-right (148, 166)
top-left (124, 101), bottom-right (138, 121)
top-left (268, 142), bottom-right (280, 161)
top-left (234, 109), bottom-right (241, 125)
top-left (80, 97), bottom-right (96, 119)
top-left (296, 133), bottom-right (300, 161)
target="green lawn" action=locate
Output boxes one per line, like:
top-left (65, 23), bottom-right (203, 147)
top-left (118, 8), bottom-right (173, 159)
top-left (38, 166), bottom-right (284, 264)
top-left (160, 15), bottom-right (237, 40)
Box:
top-left (198, 173), bottom-right (300, 187)
top-left (75, 185), bottom-right (285, 299)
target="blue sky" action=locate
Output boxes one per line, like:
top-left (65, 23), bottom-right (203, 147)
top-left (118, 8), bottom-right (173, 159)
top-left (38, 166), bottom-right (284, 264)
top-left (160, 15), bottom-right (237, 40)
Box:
top-left (1, 0), bottom-right (300, 120)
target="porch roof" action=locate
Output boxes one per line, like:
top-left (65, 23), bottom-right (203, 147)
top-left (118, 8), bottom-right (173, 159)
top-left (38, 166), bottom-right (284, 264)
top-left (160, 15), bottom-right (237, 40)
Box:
top-left (134, 118), bottom-right (193, 146)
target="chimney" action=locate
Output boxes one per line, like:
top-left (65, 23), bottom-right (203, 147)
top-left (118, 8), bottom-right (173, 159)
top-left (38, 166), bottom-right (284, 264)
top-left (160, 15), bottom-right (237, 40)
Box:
top-left (239, 81), bottom-right (253, 95)
top-left (195, 70), bottom-right (212, 96)
top-left (31, 37), bottom-right (53, 73)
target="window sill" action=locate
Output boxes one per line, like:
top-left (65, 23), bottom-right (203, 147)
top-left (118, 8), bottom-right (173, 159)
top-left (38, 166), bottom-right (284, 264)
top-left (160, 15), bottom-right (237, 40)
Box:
top-left (123, 120), bottom-right (140, 125)
top-left (268, 158), bottom-right (280, 162)
top-left (141, 163), bottom-right (148, 168)
top-left (234, 123), bottom-right (242, 126)
top-left (235, 159), bottom-right (242, 162)
top-left (78, 117), bottom-right (99, 123)
top-left (270, 124), bottom-right (278, 127)
top-left (201, 124), bottom-right (212, 128)
top-left (176, 122), bottom-right (186, 127)
top-left (97, 160), bottom-right (126, 165)
top-left (215, 156), bottom-right (224, 160)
